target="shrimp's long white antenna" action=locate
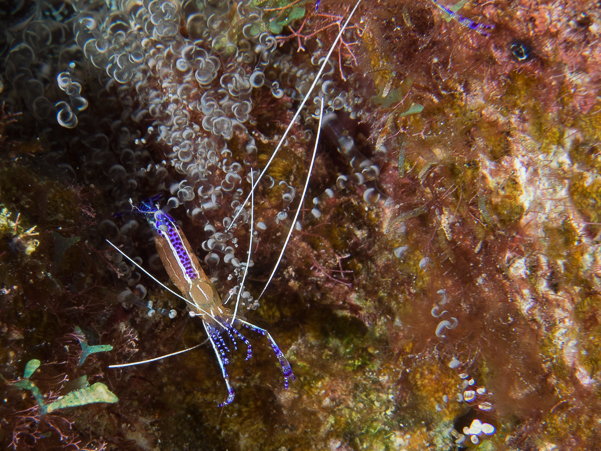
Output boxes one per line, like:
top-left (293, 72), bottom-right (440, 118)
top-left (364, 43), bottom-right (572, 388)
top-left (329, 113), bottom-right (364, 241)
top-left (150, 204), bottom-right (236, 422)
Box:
top-left (105, 239), bottom-right (215, 319)
top-left (231, 169), bottom-right (254, 325)
top-left (108, 343), bottom-right (204, 368)
top-left (227, 0), bottom-right (363, 231)
top-left (258, 97), bottom-right (325, 301)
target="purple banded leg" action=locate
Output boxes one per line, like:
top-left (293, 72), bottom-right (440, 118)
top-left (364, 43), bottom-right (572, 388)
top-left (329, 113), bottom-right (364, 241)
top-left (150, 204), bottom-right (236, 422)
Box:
top-left (225, 327), bottom-right (239, 351)
top-left (237, 319), bottom-right (296, 389)
top-left (208, 326), bottom-right (230, 366)
top-left (229, 325), bottom-right (253, 361)
top-left (204, 321), bottom-right (235, 406)
top-left (215, 332), bottom-right (231, 356)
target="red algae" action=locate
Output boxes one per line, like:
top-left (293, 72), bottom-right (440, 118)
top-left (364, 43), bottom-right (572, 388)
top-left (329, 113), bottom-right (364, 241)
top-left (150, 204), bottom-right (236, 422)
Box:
top-left (1, 0), bottom-right (601, 449)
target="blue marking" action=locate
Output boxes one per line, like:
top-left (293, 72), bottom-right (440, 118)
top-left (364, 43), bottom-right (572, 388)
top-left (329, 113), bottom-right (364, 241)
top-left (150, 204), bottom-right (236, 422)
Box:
top-left (132, 200), bottom-right (198, 281)
top-left (216, 333), bottom-right (231, 356)
top-left (205, 321), bottom-right (235, 406)
top-left (237, 320), bottom-right (296, 388)
top-left (229, 325), bottom-right (253, 361)
top-left (225, 327), bottom-right (238, 351)
top-left (431, 0), bottom-right (493, 37)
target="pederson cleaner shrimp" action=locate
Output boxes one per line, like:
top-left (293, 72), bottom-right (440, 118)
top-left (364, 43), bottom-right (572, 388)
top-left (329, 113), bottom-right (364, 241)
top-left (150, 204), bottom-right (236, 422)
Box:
top-left (107, 199), bottom-right (294, 406)
top-left (105, 0), bottom-right (362, 406)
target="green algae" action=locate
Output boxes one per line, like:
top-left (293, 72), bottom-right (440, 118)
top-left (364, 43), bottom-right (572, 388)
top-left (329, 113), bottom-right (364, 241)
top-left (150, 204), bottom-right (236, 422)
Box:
top-left (5, 359), bottom-right (118, 415)
top-left (372, 86), bottom-right (406, 108)
top-left (46, 382), bottom-right (118, 413)
top-left (73, 326), bottom-right (113, 367)
top-left (256, 0), bottom-right (309, 34)
top-left (8, 360), bottom-right (47, 412)
top-left (269, 5), bottom-right (306, 34)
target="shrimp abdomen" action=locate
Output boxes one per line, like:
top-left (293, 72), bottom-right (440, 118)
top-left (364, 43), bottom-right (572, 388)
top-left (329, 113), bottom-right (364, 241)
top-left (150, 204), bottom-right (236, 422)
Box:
top-left (152, 214), bottom-right (222, 315)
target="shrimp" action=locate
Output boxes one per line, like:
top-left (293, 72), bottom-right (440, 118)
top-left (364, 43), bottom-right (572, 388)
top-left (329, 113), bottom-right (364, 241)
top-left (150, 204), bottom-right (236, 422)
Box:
top-left (107, 92), bottom-right (328, 406)
top-left (108, 201), bottom-right (295, 406)
top-left (106, 0), bottom-right (361, 406)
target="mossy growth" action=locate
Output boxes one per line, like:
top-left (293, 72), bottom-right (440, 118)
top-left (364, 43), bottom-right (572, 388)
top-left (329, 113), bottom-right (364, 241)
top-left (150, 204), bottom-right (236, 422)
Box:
top-left (538, 327), bottom-right (573, 392)
top-left (426, 93), bottom-right (478, 135)
top-left (501, 71), bottom-right (566, 153)
top-left (322, 197), bottom-right (379, 253)
top-left (255, 294), bottom-right (283, 323)
top-left (543, 401), bottom-right (600, 449)
top-left (257, 141), bottom-right (306, 208)
top-left (568, 172), bottom-right (601, 225)
top-left (529, 105), bottom-right (565, 154)
top-left (361, 21), bottom-right (395, 89)
top-left (569, 139), bottom-right (601, 173)
top-left (309, 307), bottom-right (369, 358)
top-left (503, 70), bottom-right (538, 111)
top-left (407, 357), bottom-right (465, 422)
top-left (543, 219), bottom-right (579, 260)
top-left (574, 295), bottom-right (601, 380)
top-left (540, 219), bottom-right (583, 292)
top-left (46, 185), bottom-right (87, 226)
top-left (405, 249), bottom-right (431, 292)
top-left (553, 80), bottom-right (577, 128)
top-left (578, 98), bottom-right (601, 143)
top-left (448, 159), bottom-right (480, 202)
top-left (477, 120), bottom-right (512, 161)
top-left (486, 177), bottom-right (525, 228)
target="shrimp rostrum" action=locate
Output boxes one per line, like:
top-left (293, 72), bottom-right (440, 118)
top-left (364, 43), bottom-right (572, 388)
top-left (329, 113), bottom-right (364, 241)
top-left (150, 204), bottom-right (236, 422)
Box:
top-left (108, 200), bottom-right (295, 407)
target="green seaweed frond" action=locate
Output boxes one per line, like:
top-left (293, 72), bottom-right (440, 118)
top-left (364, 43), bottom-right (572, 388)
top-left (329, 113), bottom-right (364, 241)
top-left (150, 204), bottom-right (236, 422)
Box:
top-left (74, 326), bottom-right (114, 366)
top-left (5, 358), bottom-right (118, 415)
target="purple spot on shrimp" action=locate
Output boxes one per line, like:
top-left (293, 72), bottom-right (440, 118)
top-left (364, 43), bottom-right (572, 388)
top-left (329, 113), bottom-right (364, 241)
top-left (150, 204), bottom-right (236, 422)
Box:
top-left (155, 220), bottom-right (198, 280)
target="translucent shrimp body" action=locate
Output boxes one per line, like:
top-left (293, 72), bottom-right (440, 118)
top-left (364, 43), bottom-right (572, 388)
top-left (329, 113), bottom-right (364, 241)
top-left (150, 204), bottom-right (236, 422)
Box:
top-left (125, 201), bottom-right (295, 406)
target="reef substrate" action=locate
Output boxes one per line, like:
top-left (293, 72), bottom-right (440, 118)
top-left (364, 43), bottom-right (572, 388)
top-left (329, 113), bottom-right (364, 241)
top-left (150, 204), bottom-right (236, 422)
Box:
top-left (1, 0), bottom-right (601, 449)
